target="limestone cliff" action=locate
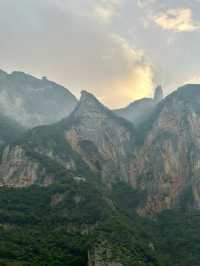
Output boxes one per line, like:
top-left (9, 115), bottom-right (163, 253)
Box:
top-left (66, 91), bottom-right (136, 183)
top-left (131, 85), bottom-right (200, 214)
top-left (1, 84), bottom-right (200, 216)
top-left (0, 145), bottom-right (42, 187)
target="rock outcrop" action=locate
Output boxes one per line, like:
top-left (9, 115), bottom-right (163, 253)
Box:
top-left (0, 145), bottom-right (41, 187)
top-left (154, 85), bottom-right (163, 103)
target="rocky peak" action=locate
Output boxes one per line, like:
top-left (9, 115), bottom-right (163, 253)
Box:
top-left (72, 90), bottom-right (111, 119)
top-left (65, 91), bottom-right (136, 183)
top-left (154, 85), bottom-right (163, 102)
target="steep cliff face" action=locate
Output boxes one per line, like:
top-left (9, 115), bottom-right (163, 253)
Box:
top-left (0, 145), bottom-right (41, 187)
top-left (131, 85), bottom-right (200, 214)
top-left (0, 70), bottom-right (77, 128)
top-left (65, 91), bottom-right (136, 183)
top-left (0, 124), bottom-right (92, 187)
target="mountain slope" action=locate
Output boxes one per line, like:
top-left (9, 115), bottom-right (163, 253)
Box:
top-left (0, 114), bottom-right (25, 148)
top-left (0, 70), bottom-right (77, 128)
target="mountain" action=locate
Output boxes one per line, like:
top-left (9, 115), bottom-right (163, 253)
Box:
top-left (115, 86), bottom-right (163, 126)
top-left (0, 70), bottom-right (77, 128)
top-left (131, 84), bottom-right (200, 215)
top-left (65, 91), bottom-right (136, 183)
top-left (2, 84), bottom-right (200, 216)
top-left (1, 82), bottom-right (200, 265)
top-left (0, 90), bottom-right (137, 187)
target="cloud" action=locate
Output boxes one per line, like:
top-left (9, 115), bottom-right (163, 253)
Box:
top-left (137, 0), bottom-right (158, 9)
top-left (154, 8), bottom-right (200, 32)
top-left (97, 35), bottom-right (154, 107)
top-left (95, 35), bottom-right (155, 107)
top-left (0, 0), bottom-right (155, 108)
top-left (93, 0), bottom-right (121, 23)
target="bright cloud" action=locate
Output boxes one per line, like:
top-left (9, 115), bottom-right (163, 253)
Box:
top-left (0, 0), bottom-right (155, 108)
top-left (96, 35), bottom-right (155, 107)
top-left (154, 8), bottom-right (200, 32)
top-left (93, 0), bottom-right (121, 22)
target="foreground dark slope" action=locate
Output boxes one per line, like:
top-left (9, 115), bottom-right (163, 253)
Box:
top-left (0, 178), bottom-right (200, 265)
top-left (0, 177), bottom-right (164, 265)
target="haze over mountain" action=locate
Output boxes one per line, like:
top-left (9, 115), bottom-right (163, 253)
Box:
top-left (0, 70), bottom-right (77, 128)
top-left (115, 86), bottom-right (163, 126)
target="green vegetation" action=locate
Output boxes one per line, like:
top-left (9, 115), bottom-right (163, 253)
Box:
top-left (0, 176), bottom-right (199, 265)
top-left (0, 178), bottom-right (157, 266)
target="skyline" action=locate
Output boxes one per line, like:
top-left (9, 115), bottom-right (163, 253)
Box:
top-left (0, 0), bottom-right (200, 107)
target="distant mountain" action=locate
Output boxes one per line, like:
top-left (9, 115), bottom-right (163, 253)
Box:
top-left (0, 70), bottom-right (77, 128)
top-left (115, 86), bottom-right (163, 126)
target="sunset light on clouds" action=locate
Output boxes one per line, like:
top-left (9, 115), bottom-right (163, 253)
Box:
top-left (0, 0), bottom-right (200, 107)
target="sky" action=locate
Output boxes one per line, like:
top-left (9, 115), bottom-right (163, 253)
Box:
top-left (0, 0), bottom-right (200, 108)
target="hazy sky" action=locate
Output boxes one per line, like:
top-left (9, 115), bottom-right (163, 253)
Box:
top-left (0, 0), bottom-right (200, 108)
